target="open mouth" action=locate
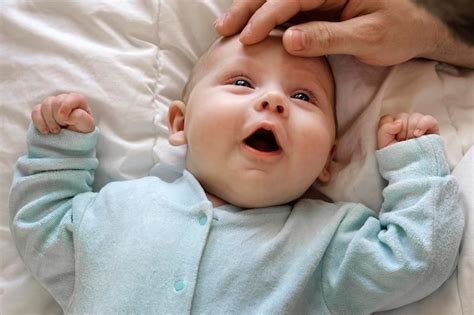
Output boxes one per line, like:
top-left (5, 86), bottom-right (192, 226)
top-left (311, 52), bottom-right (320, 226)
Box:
top-left (244, 128), bottom-right (281, 152)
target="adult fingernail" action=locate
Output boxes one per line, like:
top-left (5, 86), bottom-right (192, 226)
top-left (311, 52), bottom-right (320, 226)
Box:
top-left (288, 29), bottom-right (306, 51)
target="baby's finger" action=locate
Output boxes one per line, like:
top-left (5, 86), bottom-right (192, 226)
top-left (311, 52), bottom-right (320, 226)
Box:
top-left (51, 94), bottom-right (69, 126)
top-left (395, 112), bottom-right (409, 141)
top-left (377, 120), bottom-right (403, 149)
top-left (66, 108), bottom-right (95, 133)
top-left (380, 120), bottom-right (403, 135)
top-left (378, 114), bottom-right (394, 128)
top-left (414, 115), bottom-right (439, 137)
top-left (58, 93), bottom-right (91, 122)
top-left (41, 97), bottom-right (61, 133)
top-left (31, 104), bottom-right (49, 134)
top-left (406, 112), bottom-right (423, 139)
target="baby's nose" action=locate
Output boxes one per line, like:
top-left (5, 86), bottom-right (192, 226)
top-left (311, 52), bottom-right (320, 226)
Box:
top-left (256, 92), bottom-right (289, 117)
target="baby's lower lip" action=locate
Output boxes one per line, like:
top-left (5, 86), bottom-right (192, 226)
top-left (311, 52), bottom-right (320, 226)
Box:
top-left (241, 142), bottom-right (283, 158)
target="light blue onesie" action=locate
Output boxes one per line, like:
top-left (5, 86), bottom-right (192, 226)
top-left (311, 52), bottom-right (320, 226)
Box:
top-left (9, 126), bottom-right (464, 314)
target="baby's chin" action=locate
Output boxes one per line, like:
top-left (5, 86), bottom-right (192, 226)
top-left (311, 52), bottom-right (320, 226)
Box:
top-left (209, 186), bottom-right (304, 209)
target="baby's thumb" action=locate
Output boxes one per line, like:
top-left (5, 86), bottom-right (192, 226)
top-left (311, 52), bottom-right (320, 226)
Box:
top-left (283, 19), bottom-right (361, 57)
top-left (377, 121), bottom-right (403, 149)
top-left (66, 109), bottom-right (95, 133)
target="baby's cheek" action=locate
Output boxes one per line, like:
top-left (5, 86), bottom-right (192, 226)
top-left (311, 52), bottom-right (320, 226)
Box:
top-left (300, 133), bottom-right (332, 166)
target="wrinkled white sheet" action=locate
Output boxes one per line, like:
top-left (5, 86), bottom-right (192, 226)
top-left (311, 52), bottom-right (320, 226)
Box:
top-left (0, 1), bottom-right (472, 314)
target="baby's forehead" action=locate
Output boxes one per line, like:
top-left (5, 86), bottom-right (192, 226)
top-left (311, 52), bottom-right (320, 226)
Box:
top-left (210, 34), bottom-right (327, 68)
top-left (202, 34), bottom-right (334, 86)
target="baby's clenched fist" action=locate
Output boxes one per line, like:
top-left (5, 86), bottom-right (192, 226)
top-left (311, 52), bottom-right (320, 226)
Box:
top-left (377, 112), bottom-right (439, 149)
top-left (31, 93), bottom-right (95, 134)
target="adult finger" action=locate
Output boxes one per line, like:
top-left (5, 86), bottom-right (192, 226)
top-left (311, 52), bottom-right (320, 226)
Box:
top-left (238, 0), bottom-right (306, 45)
top-left (215, 0), bottom-right (265, 37)
top-left (282, 17), bottom-right (367, 57)
top-left (238, 0), bottom-right (346, 45)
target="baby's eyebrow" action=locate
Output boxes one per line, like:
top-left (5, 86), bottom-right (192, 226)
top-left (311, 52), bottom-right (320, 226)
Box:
top-left (220, 56), bottom-right (260, 70)
top-left (289, 69), bottom-right (328, 87)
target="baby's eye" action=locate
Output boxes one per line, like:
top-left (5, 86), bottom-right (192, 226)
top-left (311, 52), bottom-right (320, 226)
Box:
top-left (292, 92), bottom-right (311, 102)
top-left (233, 79), bottom-right (252, 88)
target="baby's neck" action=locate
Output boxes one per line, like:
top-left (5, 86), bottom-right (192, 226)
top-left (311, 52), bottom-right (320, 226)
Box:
top-left (206, 192), bottom-right (228, 208)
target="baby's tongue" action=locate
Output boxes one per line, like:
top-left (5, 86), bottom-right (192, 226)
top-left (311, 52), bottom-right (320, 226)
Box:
top-left (247, 135), bottom-right (273, 152)
top-left (245, 129), bottom-right (277, 152)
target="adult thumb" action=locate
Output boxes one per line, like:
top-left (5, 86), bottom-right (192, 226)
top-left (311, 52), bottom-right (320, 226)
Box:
top-left (283, 20), bottom-right (361, 57)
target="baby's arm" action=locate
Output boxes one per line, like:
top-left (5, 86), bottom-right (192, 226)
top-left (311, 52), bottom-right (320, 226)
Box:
top-left (322, 112), bottom-right (463, 313)
top-left (9, 93), bottom-right (98, 309)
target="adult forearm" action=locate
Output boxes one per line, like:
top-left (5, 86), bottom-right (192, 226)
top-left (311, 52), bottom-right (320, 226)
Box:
top-left (420, 16), bottom-right (474, 69)
top-left (414, 0), bottom-right (474, 46)
top-left (412, 0), bottom-right (474, 68)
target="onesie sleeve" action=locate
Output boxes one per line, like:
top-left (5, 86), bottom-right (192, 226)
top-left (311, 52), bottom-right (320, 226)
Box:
top-left (9, 124), bottom-right (99, 310)
top-left (322, 135), bottom-right (464, 314)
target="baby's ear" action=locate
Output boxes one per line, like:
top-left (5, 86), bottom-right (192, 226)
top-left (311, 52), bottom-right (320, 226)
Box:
top-left (318, 143), bottom-right (337, 184)
top-left (168, 100), bottom-right (187, 146)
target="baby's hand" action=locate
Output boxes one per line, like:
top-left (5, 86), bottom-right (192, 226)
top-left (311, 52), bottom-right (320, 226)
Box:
top-left (377, 112), bottom-right (439, 149)
top-left (31, 93), bottom-right (95, 134)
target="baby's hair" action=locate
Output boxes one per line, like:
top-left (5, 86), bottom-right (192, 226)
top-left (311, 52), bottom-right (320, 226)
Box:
top-left (181, 39), bottom-right (221, 102)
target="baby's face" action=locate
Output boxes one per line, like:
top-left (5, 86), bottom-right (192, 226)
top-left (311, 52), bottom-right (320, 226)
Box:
top-left (169, 34), bottom-right (336, 208)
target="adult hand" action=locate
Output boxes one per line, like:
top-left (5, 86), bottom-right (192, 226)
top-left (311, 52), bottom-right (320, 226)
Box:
top-left (215, 0), bottom-right (474, 68)
top-left (32, 93), bottom-right (95, 134)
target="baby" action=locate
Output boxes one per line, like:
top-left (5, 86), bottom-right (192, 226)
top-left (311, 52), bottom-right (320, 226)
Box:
top-left (10, 32), bottom-right (463, 314)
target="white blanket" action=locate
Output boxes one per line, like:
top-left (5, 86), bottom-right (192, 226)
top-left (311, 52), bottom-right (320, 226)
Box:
top-left (1, 1), bottom-right (472, 314)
